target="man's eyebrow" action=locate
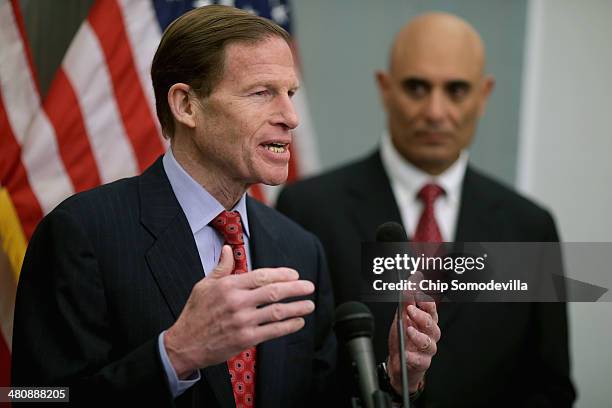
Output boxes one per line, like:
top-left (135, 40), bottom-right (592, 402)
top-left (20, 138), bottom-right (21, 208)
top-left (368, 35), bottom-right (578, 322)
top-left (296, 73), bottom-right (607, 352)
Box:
top-left (243, 81), bottom-right (300, 91)
top-left (400, 77), bottom-right (472, 87)
top-left (445, 80), bottom-right (471, 89)
top-left (401, 77), bottom-right (431, 87)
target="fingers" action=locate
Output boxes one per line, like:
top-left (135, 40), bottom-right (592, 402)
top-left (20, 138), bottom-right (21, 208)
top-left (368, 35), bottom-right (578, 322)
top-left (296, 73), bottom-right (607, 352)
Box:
top-left (411, 270), bottom-right (425, 283)
top-left (250, 317), bottom-right (306, 345)
top-left (250, 279), bottom-right (314, 305)
top-left (237, 267), bottom-right (300, 289)
top-left (401, 292), bottom-right (417, 308)
top-left (209, 245), bottom-right (235, 278)
top-left (402, 271), bottom-right (424, 302)
top-left (227, 300), bottom-right (314, 349)
top-left (405, 349), bottom-right (433, 372)
top-left (253, 299), bottom-right (315, 325)
top-left (407, 326), bottom-right (436, 356)
top-left (406, 304), bottom-right (441, 341)
top-left (417, 300), bottom-right (439, 324)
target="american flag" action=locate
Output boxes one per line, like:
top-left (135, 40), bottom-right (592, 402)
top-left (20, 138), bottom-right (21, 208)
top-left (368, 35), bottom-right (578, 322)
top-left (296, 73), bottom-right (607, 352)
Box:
top-left (0, 0), bottom-right (319, 387)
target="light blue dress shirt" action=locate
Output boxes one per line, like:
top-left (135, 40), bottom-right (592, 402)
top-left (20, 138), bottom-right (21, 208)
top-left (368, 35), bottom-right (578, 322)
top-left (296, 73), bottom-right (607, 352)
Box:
top-left (157, 149), bottom-right (251, 397)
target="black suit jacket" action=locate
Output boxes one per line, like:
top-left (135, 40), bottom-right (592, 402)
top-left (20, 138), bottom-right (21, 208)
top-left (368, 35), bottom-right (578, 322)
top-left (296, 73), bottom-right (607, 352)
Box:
top-left (12, 157), bottom-right (336, 407)
top-left (277, 150), bottom-right (575, 407)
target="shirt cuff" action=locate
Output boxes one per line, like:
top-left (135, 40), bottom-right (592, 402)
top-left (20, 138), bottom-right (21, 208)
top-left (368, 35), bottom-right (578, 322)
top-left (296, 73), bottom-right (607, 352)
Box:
top-left (158, 331), bottom-right (201, 397)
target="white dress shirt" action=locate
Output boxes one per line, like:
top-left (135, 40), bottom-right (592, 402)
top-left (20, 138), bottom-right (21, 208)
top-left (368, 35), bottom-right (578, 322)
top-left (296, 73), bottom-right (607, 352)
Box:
top-left (379, 132), bottom-right (468, 242)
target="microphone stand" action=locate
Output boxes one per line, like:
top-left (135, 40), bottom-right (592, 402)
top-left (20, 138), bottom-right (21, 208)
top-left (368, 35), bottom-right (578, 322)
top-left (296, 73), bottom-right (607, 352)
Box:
top-left (372, 390), bottom-right (392, 408)
top-left (397, 268), bottom-right (410, 408)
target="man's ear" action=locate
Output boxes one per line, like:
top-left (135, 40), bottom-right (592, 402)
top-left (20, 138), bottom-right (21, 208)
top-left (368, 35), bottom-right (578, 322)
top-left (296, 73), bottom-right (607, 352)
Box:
top-left (477, 75), bottom-right (496, 117)
top-left (375, 70), bottom-right (392, 111)
top-left (168, 83), bottom-right (197, 129)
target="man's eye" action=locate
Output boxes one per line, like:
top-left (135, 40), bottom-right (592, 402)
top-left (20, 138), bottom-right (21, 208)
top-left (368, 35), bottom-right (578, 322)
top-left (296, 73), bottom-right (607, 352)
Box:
top-left (446, 82), bottom-right (470, 101)
top-left (402, 80), bottom-right (429, 98)
top-left (252, 90), bottom-right (270, 97)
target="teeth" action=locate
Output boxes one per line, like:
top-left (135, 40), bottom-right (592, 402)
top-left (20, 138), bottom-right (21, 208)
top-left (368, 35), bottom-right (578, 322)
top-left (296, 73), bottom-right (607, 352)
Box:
top-left (265, 144), bottom-right (286, 153)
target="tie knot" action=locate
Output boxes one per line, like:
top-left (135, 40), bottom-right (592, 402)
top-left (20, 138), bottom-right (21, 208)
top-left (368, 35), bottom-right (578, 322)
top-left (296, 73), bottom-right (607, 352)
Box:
top-left (211, 211), bottom-right (244, 245)
top-left (418, 183), bottom-right (444, 204)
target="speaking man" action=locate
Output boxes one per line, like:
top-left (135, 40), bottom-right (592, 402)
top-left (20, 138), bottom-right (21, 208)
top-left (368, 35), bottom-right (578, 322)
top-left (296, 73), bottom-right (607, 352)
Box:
top-left (12, 5), bottom-right (438, 407)
top-left (277, 12), bottom-right (575, 407)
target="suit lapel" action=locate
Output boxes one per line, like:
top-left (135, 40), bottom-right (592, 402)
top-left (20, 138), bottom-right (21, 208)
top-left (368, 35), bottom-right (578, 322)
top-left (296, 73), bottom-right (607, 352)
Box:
top-left (139, 158), bottom-right (235, 408)
top-left (140, 158), bottom-right (204, 321)
top-left (437, 166), bottom-right (505, 329)
top-left (345, 151), bottom-right (403, 242)
top-left (247, 198), bottom-right (288, 408)
top-left (344, 152), bottom-right (405, 356)
top-left (455, 167), bottom-right (502, 243)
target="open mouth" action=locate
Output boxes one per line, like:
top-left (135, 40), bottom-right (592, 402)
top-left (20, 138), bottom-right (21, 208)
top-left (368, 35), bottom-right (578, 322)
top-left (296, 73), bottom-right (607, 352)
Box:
top-left (263, 142), bottom-right (288, 153)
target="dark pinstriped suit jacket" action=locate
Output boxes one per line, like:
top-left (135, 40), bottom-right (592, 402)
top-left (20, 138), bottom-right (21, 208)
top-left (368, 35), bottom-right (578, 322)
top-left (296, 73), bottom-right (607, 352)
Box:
top-left (277, 150), bottom-right (575, 408)
top-left (12, 157), bottom-right (336, 407)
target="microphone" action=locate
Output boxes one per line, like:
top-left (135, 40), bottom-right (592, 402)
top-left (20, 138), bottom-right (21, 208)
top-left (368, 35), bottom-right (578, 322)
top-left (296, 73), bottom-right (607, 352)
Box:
top-left (375, 221), bottom-right (408, 242)
top-left (376, 222), bottom-right (410, 408)
top-left (334, 301), bottom-right (380, 408)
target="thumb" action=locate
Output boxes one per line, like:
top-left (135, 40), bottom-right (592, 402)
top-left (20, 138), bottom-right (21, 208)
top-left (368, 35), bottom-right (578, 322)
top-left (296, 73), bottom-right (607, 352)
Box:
top-left (210, 245), bottom-right (234, 279)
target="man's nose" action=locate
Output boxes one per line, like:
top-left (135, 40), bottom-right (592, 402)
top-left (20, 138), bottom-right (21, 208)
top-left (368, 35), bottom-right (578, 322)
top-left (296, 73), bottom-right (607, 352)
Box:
top-left (423, 89), bottom-right (447, 124)
top-left (275, 94), bottom-right (299, 130)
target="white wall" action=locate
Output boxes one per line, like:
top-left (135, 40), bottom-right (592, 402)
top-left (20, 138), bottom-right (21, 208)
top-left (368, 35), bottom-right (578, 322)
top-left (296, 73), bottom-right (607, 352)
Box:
top-left (517, 1), bottom-right (612, 405)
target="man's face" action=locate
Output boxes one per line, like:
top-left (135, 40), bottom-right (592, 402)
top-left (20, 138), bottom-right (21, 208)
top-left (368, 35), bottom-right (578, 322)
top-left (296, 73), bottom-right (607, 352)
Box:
top-left (193, 37), bottom-right (299, 188)
top-left (377, 38), bottom-right (493, 174)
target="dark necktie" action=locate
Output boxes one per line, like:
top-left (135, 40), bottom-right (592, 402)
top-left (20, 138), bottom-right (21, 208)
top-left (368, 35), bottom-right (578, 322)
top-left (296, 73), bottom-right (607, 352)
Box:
top-left (413, 183), bottom-right (444, 243)
top-left (211, 211), bottom-right (256, 408)
top-left (411, 184), bottom-right (446, 302)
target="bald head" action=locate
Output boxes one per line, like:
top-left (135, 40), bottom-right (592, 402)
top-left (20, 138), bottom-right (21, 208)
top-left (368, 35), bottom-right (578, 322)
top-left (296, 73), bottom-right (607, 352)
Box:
top-left (390, 12), bottom-right (486, 78)
top-left (376, 12), bottom-right (494, 175)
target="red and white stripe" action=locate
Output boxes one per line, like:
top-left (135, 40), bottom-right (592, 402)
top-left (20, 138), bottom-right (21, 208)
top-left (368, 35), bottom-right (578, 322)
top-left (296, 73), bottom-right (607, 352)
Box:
top-left (0, 0), bottom-right (72, 226)
top-left (86, 0), bottom-right (165, 171)
top-left (0, 0), bottom-right (45, 384)
top-left (117, 0), bottom-right (163, 138)
top-left (61, 22), bottom-right (140, 183)
top-left (53, 0), bottom-right (166, 187)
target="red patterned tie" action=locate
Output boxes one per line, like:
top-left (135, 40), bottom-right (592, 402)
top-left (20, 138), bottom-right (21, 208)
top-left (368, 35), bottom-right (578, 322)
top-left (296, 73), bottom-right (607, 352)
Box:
top-left (211, 211), bottom-right (256, 408)
top-left (411, 184), bottom-right (445, 303)
top-left (413, 183), bottom-right (444, 243)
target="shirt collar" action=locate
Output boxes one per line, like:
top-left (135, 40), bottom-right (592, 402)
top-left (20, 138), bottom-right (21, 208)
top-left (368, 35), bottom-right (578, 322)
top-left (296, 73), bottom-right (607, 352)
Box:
top-left (162, 149), bottom-right (250, 237)
top-left (380, 131), bottom-right (468, 204)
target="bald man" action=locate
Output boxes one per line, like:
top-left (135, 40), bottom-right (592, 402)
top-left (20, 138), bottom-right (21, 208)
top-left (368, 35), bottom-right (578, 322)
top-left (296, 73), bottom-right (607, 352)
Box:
top-left (277, 12), bottom-right (575, 407)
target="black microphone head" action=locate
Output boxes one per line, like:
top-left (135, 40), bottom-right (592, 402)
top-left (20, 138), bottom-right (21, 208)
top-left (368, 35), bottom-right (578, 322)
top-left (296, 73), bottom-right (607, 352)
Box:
top-left (334, 301), bottom-right (375, 342)
top-left (376, 221), bottom-right (408, 242)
